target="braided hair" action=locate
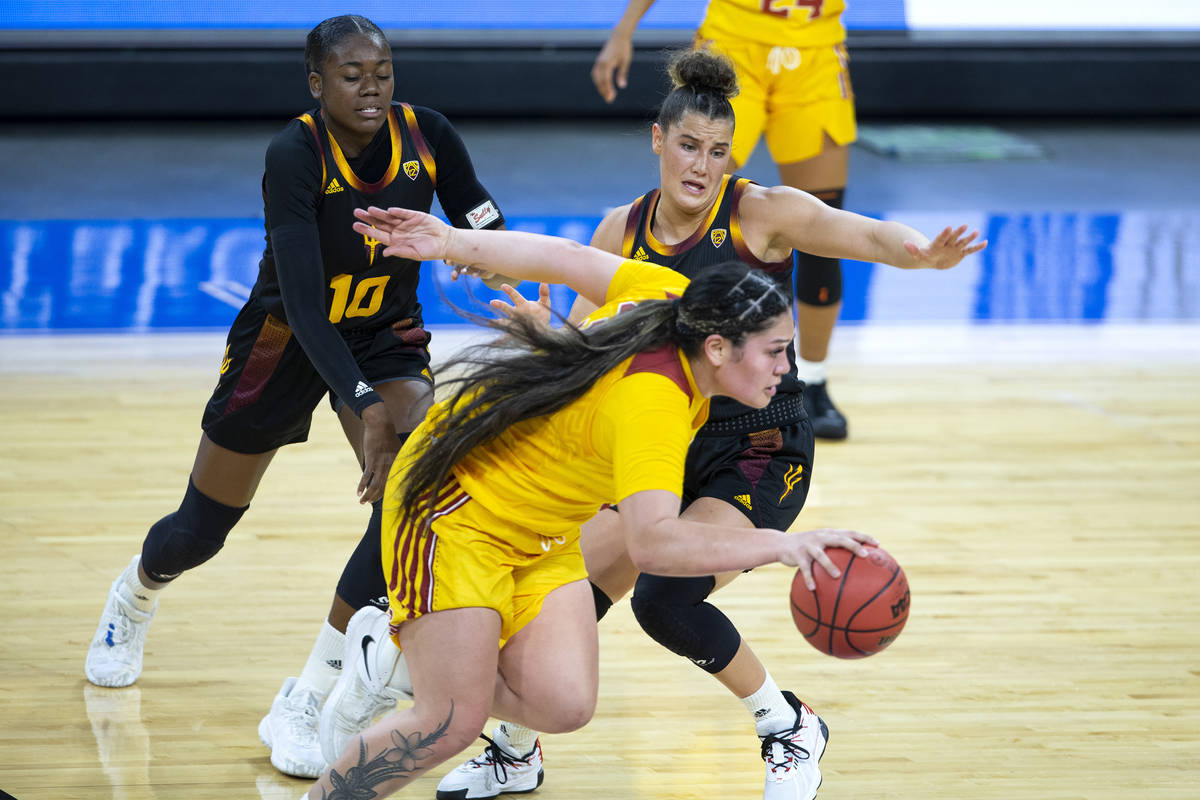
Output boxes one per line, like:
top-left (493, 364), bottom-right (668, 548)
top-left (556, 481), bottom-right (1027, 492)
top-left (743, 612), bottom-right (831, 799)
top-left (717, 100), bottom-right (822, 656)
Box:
top-left (305, 15), bottom-right (388, 76)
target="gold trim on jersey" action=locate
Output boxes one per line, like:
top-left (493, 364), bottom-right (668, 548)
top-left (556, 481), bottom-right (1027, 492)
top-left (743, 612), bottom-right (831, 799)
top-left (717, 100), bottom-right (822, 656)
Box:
top-left (642, 174), bottom-right (733, 257)
top-left (326, 107), bottom-right (403, 194)
top-left (621, 193), bottom-right (649, 257)
top-left (296, 113), bottom-right (327, 190)
top-left (399, 103), bottom-right (438, 187)
top-left (728, 177), bottom-right (790, 272)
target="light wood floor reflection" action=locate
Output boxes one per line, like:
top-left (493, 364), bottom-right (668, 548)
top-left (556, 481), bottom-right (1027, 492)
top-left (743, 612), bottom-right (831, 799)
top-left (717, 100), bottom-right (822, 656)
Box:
top-left (1, 326), bottom-right (1197, 799)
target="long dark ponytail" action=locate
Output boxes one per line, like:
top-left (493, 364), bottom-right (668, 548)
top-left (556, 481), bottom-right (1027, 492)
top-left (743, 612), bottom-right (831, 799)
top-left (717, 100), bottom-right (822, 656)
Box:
top-left (400, 261), bottom-right (790, 518)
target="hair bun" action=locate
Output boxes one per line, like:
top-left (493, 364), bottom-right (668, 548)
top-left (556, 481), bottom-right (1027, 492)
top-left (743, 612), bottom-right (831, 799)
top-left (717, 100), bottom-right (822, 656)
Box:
top-left (668, 49), bottom-right (739, 100)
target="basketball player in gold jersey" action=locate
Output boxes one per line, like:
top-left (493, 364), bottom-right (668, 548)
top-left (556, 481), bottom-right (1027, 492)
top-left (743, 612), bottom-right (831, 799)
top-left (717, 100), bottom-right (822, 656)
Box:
top-left (434, 49), bottom-right (983, 800)
top-left (298, 204), bottom-right (883, 800)
top-left (595, 0), bottom-right (857, 440)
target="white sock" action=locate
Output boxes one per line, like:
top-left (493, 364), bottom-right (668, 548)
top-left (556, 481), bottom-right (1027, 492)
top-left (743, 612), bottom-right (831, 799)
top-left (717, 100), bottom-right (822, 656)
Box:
top-left (295, 621), bottom-right (344, 697)
top-left (117, 556), bottom-right (160, 614)
top-left (794, 357), bottom-right (827, 386)
top-left (497, 722), bottom-right (539, 756)
top-left (741, 672), bottom-right (797, 736)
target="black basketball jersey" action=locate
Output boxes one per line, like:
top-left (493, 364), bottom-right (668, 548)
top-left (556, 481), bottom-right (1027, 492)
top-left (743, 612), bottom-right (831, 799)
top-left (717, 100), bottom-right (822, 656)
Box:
top-left (253, 101), bottom-right (502, 335)
top-left (621, 174), bottom-right (802, 421)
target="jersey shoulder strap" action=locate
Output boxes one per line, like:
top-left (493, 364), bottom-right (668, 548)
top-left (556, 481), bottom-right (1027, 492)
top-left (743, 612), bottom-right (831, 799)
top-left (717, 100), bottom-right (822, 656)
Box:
top-left (398, 103), bottom-right (438, 188)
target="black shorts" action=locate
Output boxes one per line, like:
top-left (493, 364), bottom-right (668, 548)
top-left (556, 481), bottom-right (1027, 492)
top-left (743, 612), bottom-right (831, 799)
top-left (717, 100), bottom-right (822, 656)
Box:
top-left (681, 415), bottom-right (814, 532)
top-left (201, 298), bottom-right (432, 454)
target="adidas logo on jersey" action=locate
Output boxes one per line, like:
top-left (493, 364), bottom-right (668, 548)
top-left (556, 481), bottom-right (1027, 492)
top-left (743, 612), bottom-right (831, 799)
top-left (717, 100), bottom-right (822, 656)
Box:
top-left (354, 381), bottom-right (373, 398)
top-left (325, 658), bottom-right (342, 670)
top-left (632, 246), bottom-right (649, 261)
top-left (734, 494), bottom-right (753, 510)
top-left (325, 178), bottom-right (344, 195)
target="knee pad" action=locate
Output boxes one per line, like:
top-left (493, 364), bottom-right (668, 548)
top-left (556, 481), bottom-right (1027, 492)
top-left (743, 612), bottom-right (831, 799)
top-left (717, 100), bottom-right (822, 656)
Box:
top-left (630, 574), bottom-right (741, 675)
top-left (141, 479), bottom-right (247, 582)
top-left (336, 500), bottom-right (389, 610)
top-left (591, 581), bottom-right (614, 622)
top-left (795, 188), bottom-right (844, 307)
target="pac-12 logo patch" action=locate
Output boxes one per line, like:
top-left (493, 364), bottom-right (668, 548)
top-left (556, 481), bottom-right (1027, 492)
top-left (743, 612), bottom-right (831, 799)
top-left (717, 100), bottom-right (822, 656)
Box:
top-left (710, 228), bottom-right (727, 248)
top-left (403, 160), bottom-right (420, 180)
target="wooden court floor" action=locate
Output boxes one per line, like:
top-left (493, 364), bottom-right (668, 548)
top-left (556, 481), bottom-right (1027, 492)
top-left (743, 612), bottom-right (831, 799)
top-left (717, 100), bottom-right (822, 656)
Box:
top-left (1, 326), bottom-right (1197, 799)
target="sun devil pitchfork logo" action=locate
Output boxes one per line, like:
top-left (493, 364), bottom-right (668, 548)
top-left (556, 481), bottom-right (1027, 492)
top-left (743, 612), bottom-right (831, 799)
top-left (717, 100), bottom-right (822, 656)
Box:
top-left (779, 463), bottom-right (804, 502)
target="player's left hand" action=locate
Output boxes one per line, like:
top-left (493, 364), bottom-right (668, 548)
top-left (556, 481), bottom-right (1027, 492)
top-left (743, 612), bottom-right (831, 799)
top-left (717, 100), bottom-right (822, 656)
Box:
top-left (489, 282), bottom-right (552, 326)
top-left (903, 224), bottom-right (988, 269)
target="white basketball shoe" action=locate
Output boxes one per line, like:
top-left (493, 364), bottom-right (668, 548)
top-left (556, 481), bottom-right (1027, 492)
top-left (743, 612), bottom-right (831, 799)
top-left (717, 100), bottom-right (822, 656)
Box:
top-left (85, 556), bottom-right (156, 688)
top-left (317, 606), bottom-right (412, 763)
top-left (760, 691), bottom-right (829, 800)
top-left (435, 724), bottom-right (544, 799)
top-left (258, 676), bottom-right (326, 779)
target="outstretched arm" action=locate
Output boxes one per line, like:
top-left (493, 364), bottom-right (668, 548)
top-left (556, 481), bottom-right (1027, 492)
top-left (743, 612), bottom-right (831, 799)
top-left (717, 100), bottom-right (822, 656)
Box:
top-left (745, 185), bottom-right (987, 270)
top-left (353, 206), bottom-right (623, 308)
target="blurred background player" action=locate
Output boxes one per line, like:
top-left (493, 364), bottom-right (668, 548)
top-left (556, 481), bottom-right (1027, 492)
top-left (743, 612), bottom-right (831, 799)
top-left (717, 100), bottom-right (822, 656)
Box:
top-left (81, 14), bottom-right (509, 781)
top-left (593, 0), bottom-right (857, 439)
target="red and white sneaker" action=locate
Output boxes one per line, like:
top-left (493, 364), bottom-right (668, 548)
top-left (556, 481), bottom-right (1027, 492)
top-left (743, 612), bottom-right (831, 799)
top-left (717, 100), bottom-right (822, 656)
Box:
top-left (435, 724), bottom-right (544, 799)
top-left (759, 691), bottom-right (829, 800)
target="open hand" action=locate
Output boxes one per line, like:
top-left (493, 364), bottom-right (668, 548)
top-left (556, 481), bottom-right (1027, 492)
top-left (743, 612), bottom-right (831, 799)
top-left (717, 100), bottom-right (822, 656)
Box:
top-left (904, 225), bottom-right (988, 269)
top-left (352, 206), bottom-right (451, 262)
top-left (489, 282), bottom-right (552, 326)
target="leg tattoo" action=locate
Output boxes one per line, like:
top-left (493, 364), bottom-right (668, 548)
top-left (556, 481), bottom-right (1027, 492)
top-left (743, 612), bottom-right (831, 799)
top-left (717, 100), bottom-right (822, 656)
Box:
top-left (320, 704), bottom-right (454, 799)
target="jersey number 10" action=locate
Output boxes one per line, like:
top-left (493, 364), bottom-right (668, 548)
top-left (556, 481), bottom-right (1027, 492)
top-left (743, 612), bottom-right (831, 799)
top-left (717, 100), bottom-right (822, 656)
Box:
top-left (328, 273), bottom-right (390, 323)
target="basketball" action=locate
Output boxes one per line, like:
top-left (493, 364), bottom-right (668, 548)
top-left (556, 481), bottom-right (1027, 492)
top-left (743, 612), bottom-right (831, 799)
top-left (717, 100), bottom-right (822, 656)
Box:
top-left (789, 544), bottom-right (910, 659)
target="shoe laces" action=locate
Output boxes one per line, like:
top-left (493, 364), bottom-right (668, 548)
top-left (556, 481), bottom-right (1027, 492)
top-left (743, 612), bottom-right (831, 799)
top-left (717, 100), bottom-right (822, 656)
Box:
top-left (469, 734), bottom-right (532, 784)
top-left (102, 595), bottom-right (149, 647)
top-left (760, 719), bottom-right (812, 774)
top-left (280, 690), bottom-right (320, 743)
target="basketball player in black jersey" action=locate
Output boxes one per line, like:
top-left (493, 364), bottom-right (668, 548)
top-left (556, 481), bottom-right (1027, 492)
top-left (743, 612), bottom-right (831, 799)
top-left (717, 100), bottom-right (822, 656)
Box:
top-left (82, 14), bottom-right (509, 781)
top-left (435, 50), bottom-right (985, 800)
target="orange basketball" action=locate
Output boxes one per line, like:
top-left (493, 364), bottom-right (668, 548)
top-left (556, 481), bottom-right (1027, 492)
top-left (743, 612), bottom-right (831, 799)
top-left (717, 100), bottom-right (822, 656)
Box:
top-left (789, 544), bottom-right (910, 659)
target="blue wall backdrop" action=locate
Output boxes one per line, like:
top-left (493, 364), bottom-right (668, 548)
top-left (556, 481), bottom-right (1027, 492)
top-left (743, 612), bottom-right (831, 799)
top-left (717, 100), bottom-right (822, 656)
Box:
top-left (1, 1), bottom-right (907, 30)
top-left (2, 212), bottom-right (1196, 333)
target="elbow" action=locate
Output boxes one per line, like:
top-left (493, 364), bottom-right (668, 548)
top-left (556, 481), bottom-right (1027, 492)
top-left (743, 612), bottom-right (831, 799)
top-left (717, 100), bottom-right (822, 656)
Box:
top-left (626, 535), bottom-right (674, 576)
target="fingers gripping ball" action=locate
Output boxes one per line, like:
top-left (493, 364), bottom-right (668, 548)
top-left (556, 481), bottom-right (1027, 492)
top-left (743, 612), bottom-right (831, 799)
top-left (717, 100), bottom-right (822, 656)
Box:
top-left (790, 545), bottom-right (910, 659)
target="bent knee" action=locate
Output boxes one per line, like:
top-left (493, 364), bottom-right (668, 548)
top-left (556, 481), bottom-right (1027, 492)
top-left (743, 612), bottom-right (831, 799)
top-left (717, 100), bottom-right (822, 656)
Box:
top-left (533, 693), bottom-right (596, 734)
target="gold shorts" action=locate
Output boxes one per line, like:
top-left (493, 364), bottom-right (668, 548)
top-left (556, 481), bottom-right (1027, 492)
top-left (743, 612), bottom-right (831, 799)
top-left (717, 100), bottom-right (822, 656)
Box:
top-left (695, 28), bottom-right (857, 166)
top-left (382, 476), bottom-right (588, 648)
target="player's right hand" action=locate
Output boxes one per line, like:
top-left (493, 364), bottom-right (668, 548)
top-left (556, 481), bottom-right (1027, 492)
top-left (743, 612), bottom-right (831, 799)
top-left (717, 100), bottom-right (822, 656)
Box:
top-left (780, 529), bottom-right (877, 590)
top-left (357, 402), bottom-right (398, 504)
top-left (591, 34), bottom-right (634, 103)
top-left (353, 206), bottom-right (450, 263)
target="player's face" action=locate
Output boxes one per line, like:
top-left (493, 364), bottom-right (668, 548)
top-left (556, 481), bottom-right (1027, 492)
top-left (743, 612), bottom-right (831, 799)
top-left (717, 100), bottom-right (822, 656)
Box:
top-left (712, 311), bottom-right (794, 409)
top-left (309, 33), bottom-right (394, 155)
top-left (652, 111), bottom-right (734, 217)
